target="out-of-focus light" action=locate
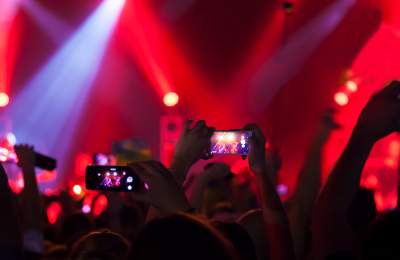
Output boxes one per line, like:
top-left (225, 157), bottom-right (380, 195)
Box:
top-left (73, 184), bottom-right (82, 195)
top-left (93, 194), bottom-right (108, 216)
top-left (105, 0), bottom-right (126, 10)
top-left (384, 158), bottom-right (396, 168)
top-left (277, 184), bottom-right (288, 196)
top-left (0, 93), bottom-right (10, 107)
top-left (163, 92), bottom-right (179, 107)
top-left (227, 133), bottom-right (235, 142)
top-left (346, 80), bottom-right (358, 93)
top-left (363, 175), bottom-right (378, 189)
top-left (389, 140), bottom-right (400, 158)
top-left (47, 201), bottom-right (62, 225)
top-left (82, 204), bottom-right (91, 214)
top-left (6, 132), bottom-right (16, 146)
top-left (334, 92), bottom-right (349, 106)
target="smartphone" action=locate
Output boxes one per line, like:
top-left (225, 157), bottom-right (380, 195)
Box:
top-left (86, 166), bottom-right (140, 192)
top-left (35, 153), bottom-right (57, 171)
top-left (210, 130), bottom-right (252, 156)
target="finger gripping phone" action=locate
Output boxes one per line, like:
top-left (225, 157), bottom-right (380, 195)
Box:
top-left (86, 166), bottom-right (139, 192)
top-left (210, 130), bottom-right (252, 156)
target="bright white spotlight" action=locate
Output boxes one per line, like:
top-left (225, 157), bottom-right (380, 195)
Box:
top-left (105, 0), bottom-right (126, 12)
top-left (6, 0), bottom-right (125, 191)
top-left (163, 92), bottom-right (179, 107)
top-left (0, 92), bottom-right (9, 107)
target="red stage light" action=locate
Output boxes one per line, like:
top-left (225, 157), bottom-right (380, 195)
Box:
top-left (346, 80), bottom-right (358, 92)
top-left (0, 93), bottom-right (9, 107)
top-left (163, 92), bottom-right (179, 107)
top-left (93, 194), bottom-right (108, 217)
top-left (47, 201), bottom-right (62, 225)
top-left (73, 184), bottom-right (82, 195)
top-left (334, 92), bottom-right (349, 106)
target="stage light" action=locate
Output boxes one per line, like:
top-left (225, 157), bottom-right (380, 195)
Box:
top-left (47, 201), bottom-right (62, 225)
top-left (93, 194), bottom-right (108, 217)
top-left (334, 92), bottom-right (349, 106)
top-left (0, 92), bottom-right (9, 107)
top-left (250, 0), bottom-right (356, 114)
top-left (82, 204), bottom-right (91, 214)
top-left (227, 133), bottom-right (235, 142)
top-left (6, 132), bottom-right (16, 146)
top-left (106, 0), bottom-right (126, 9)
top-left (72, 184), bottom-right (82, 195)
top-left (346, 80), bottom-right (358, 92)
top-left (163, 92), bottom-right (179, 107)
top-left (5, 0), bottom-right (125, 191)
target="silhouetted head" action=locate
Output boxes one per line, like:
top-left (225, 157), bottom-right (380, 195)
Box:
top-left (119, 204), bottom-right (146, 242)
top-left (362, 210), bottom-right (400, 260)
top-left (238, 209), bottom-right (269, 260)
top-left (62, 213), bottom-right (93, 247)
top-left (69, 230), bottom-right (129, 260)
top-left (130, 213), bottom-right (238, 260)
top-left (211, 220), bottom-right (257, 260)
top-left (43, 244), bottom-right (68, 260)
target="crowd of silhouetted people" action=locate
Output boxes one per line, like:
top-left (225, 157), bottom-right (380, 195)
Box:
top-left (2, 81), bottom-right (400, 260)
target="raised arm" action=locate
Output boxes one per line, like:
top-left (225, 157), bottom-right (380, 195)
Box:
top-left (0, 161), bottom-right (22, 255)
top-left (170, 120), bottom-right (214, 185)
top-left (15, 145), bottom-right (44, 254)
top-left (246, 124), bottom-right (295, 260)
top-left (288, 109), bottom-right (339, 259)
top-left (312, 81), bottom-right (400, 259)
top-left (128, 161), bottom-right (192, 214)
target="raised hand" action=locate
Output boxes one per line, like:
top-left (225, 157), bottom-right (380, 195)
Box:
top-left (128, 161), bottom-right (191, 213)
top-left (244, 124), bottom-right (267, 175)
top-left (242, 124), bottom-right (295, 260)
top-left (354, 80), bottom-right (400, 143)
top-left (312, 81), bottom-right (400, 260)
top-left (14, 144), bottom-right (35, 169)
top-left (171, 120), bottom-right (215, 184)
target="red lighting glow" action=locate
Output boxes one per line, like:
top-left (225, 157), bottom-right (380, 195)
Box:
top-left (0, 92), bottom-right (9, 107)
top-left (334, 92), bottom-right (349, 106)
top-left (163, 92), bottom-right (179, 107)
top-left (93, 194), bottom-right (108, 216)
top-left (47, 201), bottom-right (62, 225)
top-left (72, 184), bottom-right (82, 195)
top-left (346, 80), bottom-right (358, 92)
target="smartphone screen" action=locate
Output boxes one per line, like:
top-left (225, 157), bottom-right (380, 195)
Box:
top-left (86, 166), bottom-right (139, 192)
top-left (210, 130), bottom-right (252, 155)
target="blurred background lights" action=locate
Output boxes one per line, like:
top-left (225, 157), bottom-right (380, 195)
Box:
top-left (163, 92), bottom-right (179, 107)
top-left (346, 80), bottom-right (358, 92)
top-left (0, 92), bottom-right (10, 107)
top-left (72, 184), bottom-right (82, 195)
top-left (334, 92), bottom-right (349, 106)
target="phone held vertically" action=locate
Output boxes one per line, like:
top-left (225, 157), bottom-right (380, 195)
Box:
top-left (86, 166), bottom-right (140, 192)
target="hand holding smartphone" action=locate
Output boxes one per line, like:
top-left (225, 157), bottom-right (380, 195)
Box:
top-left (86, 166), bottom-right (140, 192)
